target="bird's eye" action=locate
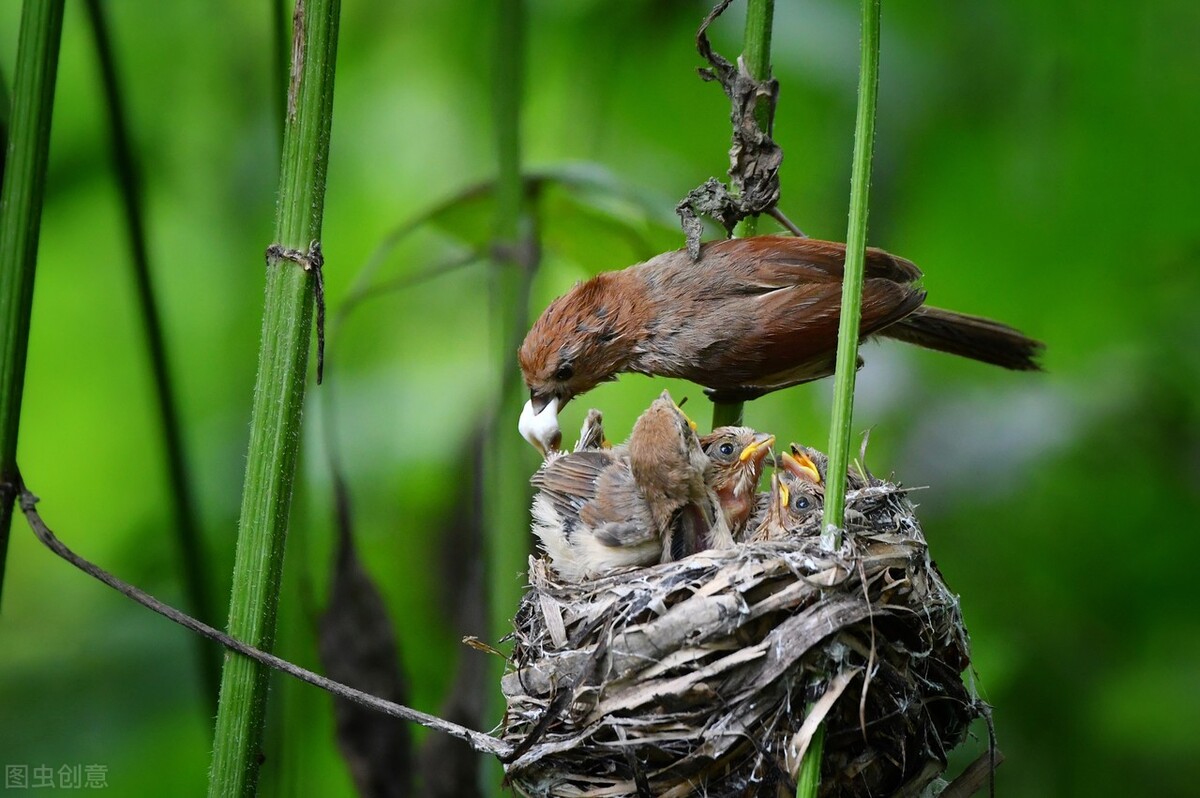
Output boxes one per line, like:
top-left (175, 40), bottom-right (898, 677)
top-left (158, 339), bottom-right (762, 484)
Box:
top-left (718, 442), bottom-right (736, 457)
top-left (793, 496), bottom-right (810, 510)
top-left (554, 363), bottom-right (574, 381)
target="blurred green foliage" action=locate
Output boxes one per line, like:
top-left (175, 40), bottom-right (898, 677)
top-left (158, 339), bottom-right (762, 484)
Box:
top-left (1, 1), bottom-right (1198, 796)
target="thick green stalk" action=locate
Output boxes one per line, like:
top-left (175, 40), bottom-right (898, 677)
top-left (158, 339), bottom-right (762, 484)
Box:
top-left (487, 0), bottom-right (529, 670)
top-left (487, 0), bottom-right (528, 647)
top-left (82, 0), bottom-right (220, 703)
top-left (713, 0), bottom-right (774, 432)
top-left (486, 1), bottom-right (533, 793)
top-left (821, 0), bottom-right (881, 548)
top-left (711, 400), bottom-right (744, 428)
top-left (207, 0), bottom-right (341, 795)
top-left (802, 2), bottom-right (880, 794)
top-left (0, 0), bottom-right (65, 611)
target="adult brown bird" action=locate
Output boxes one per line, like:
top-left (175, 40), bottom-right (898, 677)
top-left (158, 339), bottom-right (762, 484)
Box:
top-left (699, 426), bottom-right (775, 539)
top-left (529, 391), bottom-right (730, 582)
top-left (748, 450), bottom-right (825, 543)
top-left (518, 236), bottom-right (1044, 452)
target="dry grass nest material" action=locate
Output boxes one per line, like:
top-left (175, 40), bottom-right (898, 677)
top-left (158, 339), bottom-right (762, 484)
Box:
top-left (500, 464), bottom-right (984, 797)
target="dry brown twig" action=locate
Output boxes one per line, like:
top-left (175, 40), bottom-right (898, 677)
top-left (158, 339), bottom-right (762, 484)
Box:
top-left (10, 472), bottom-right (510, 759)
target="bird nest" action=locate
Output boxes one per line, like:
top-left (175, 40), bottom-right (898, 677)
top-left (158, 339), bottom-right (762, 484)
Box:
top-left (500, 473), bottom-right (982, 797)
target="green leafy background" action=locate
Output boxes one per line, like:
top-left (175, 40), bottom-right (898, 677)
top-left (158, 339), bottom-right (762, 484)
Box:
top-left (1, 1), bottom-right (1197, 795)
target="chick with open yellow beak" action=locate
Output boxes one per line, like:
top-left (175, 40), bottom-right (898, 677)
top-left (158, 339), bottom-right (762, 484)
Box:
top-left (748, 450), bottom-right (824, 542)
top-left (699, 427), bottom-right (776, 540)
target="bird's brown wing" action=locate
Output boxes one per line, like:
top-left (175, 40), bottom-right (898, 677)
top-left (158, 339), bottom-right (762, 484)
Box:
top-left (580, 464), bottom-right (658, 548)
top-left (531, 450), bottom-right (611, 531)
top-left (705, 277), bottom-right (925, 388)
top-left (532, 451), bottom-right (658, 548)
top-left (703, 236), bottom-right (923, 285)
top-left (678, 237), bottom-right (927, 389)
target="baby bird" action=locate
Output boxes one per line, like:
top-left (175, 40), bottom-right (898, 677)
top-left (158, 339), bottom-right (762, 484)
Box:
top-left (631, 393), bottom-right (733, 560)
top-left (529, 391), bottom-right (729, 582)
top-left (749, 450), bottom-right (825, 543)
top-left (699, 426), bottom-right (775, 540)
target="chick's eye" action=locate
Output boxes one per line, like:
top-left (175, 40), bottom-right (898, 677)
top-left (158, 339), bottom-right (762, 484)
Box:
top-left (793, 496), bottom-right (810, 510)
top-left (554, 363), bottom-right (574, 381)
top-left (718, 442), bottom-right (736, 457)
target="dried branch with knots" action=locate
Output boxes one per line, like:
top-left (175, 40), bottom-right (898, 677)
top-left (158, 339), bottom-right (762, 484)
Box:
top-left (677, 0), bottom-right (785, 258)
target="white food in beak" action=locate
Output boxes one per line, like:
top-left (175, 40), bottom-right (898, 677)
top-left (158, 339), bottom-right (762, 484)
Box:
top-left (519, 398), bottom-right (562, 456)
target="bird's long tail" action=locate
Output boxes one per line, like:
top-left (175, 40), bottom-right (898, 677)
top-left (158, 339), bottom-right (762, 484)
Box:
top-left (883, 306), bottom-right (1044, 371)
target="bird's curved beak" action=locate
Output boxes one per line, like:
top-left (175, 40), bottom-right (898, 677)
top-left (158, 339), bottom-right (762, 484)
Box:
top-left (529, 390), bottom-right (553, 415)
top-left (780, 451), bottom-right (822, 485)
top-left (519, 395), bottom-right (562, 456)
top-left (738, 433), bottom-right (776, 465)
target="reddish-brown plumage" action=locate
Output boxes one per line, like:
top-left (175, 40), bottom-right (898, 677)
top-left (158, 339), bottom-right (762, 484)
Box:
top-left (519, 236), bottom-right (1042, 408)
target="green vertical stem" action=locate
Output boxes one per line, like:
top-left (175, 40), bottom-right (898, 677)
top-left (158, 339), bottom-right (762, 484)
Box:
top-left (487, 0), bottom-right (528, 662)
top-left (82, 0), bottom-right (220, 704)
top-left (821, 0), bottom-right (880, 547)
top-left (713, 0), bottom-right (774, 432)
top-left (207, 0), bottom-right (340, 795)
top-left (0, 0), bottom-right (65, 611)
top-left (711, 401), bottom-right (744, 429)
top-left (732, 0), bottom-right (775, 244)
top-left (741, 0), bottom-right (776, 156)
top-left (800, 1), bottom-right (880, 792)
top-left (487, 0), bottom-right (528, 645)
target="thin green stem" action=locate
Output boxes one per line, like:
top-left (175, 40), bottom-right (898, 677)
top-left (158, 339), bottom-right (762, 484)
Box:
top-left (714, 0), bottom-right (775, 432)
top-left (0, 0), bottom-right (65, 611)
top-left (802, 1), bottom-right (880, 794)
top-left (82, 0), bottom-right (220, 704)
top-left (207, 0), bottom-right (341, 794)
top-left (741, 0), bottom-right (775, 134)
top-left (732, 0), bottom-right (775, 244)
top-left (821, 0), bottom-right (881, 551)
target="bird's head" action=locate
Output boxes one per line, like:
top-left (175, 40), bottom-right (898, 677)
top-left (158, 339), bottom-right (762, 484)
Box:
top-left (776, 450), bottom-right (824, 525)
top-left (701, 427), bottom-right (775, 530)
top-left (702, 427), bottom-right (776, 492)
top-left (627, 391), bottom-right (698, 463)
top-left (518, 275), bottom-right (639, 433)
top-left (626, 391), bottom-right (702, 521)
